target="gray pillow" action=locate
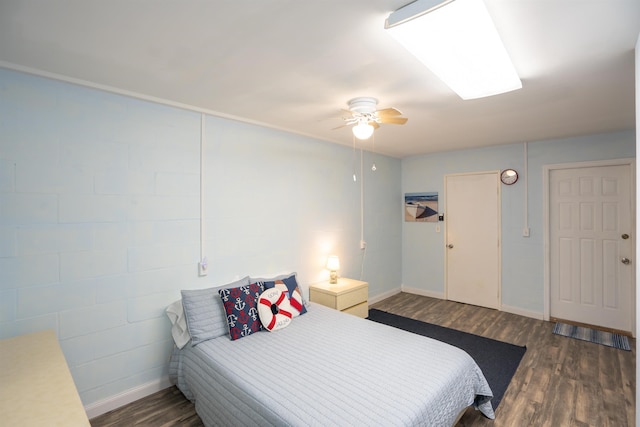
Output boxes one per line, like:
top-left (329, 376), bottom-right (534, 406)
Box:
top-left (181, 276), bottom-right (250, 345)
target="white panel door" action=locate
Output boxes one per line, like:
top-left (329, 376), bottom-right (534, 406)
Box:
top-left (445, 172), bottom-right (500, 309)
top-left (549, 164), bottom-right (633, 331)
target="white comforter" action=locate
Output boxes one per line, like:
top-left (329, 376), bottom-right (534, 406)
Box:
top-left (169, 302), bottom-right (494, 427)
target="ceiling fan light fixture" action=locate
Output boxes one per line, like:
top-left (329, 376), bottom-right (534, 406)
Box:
top-left (385, 0), bottom-right (522, 100)
top-left (352, 121), bottom-right (374, 140)
top-left (348, 97), bottom-right (378, 114)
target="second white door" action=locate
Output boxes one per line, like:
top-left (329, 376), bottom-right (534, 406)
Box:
top-left (549, 162), bottom-right (633, 332)
top-left (445, 172), bottom-right (500, 309)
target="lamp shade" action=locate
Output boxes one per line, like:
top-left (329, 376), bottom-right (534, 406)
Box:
top-left (326, 256), bottom-right (340, 271)
top-left (352, 122), bottom-right (374, 140)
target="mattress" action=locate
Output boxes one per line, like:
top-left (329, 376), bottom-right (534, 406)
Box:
top-left (169, 302), bottom-right (494, 427)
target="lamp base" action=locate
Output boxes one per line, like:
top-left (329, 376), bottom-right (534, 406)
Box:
top-left (329, 271), bottom-right (337, 284)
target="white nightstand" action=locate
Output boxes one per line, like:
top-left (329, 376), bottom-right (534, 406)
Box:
top-left (309, 278), bottom-right (368, 318)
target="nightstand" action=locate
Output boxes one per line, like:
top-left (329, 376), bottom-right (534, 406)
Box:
top-left (309, 278), bottom-right (368, 318)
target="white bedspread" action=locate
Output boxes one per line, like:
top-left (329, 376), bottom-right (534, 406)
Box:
top-left (169, 303), bottom-right (494, 427)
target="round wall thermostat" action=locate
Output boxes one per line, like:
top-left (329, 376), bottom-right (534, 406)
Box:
top-left (500, 169), bottom-right (518, 185)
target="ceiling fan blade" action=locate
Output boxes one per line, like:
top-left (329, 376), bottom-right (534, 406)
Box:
top-left (331, 100), bottom-right (407, 131)
top-left (376, 107), bottom-right (403, 117)
top-left (379, 116), bottom-right (408, 125)
top-left (323, 109), bottom-right (355, 122)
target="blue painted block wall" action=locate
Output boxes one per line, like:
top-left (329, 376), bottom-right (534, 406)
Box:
top-left (0, 68), bottom-right (402, 407)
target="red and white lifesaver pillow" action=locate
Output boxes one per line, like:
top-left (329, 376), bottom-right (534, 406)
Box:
top-left (273, 282), bottom-right (304, 317)
top-left (257, 288), bottom-right (293, 331)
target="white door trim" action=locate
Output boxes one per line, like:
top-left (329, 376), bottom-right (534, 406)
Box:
top-left (543, 158), bottom-right (636, 335)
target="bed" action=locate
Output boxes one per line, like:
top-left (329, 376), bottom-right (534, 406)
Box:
top-left (168, 277), bottom-right (494, 427)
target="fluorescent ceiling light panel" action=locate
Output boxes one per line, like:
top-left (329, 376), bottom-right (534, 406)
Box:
top-left (385, 0), bottom-right (522, 100)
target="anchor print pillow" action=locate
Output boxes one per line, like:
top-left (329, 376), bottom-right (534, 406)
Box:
top-left (218, 282), bottom-right (264, 341)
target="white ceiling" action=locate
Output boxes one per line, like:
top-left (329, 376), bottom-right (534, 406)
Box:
top-left (1, 0), bottom-right (638, 158)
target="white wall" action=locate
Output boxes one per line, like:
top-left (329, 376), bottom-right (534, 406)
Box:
top-left (0, 68), bottom-right (402, 410)
top-left (402, 131), bottom-right (635, 316)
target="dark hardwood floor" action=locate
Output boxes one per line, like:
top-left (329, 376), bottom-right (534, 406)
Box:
top-left (90, 386), bottom-right (203, 427)
top-left (90, 292), bottom-right (635, 427)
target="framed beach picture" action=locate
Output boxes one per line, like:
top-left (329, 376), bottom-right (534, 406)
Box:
top-left (405, 192), bottom-right (438, 222)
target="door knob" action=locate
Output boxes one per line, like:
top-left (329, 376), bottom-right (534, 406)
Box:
top-left (622, 234), bottom-right (629, 240)
top-left (621, 257), bottom-right (630, 265)
top-left (447, 244), bottom-right (454, 249)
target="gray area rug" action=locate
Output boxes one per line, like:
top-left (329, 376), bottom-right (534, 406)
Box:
top-left (367, 308), bottom-right (526, 410)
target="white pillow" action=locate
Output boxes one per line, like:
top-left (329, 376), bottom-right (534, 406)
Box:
top-left (165, 300), bottom-right (191, 349)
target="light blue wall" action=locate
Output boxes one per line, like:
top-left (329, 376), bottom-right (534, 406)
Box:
top-left (0, 68), bottom-right (401, 407)
top-left (402, 130), bottom-right (635, 314)
top-left (202, 115), bottom-right (402, 295)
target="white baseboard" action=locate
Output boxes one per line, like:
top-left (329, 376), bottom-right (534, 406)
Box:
top-left (500, 304), bottom-right (544, 320)
top-left (85, 376), bottom-right (173, 419)
top-left (400, 285), bottom-right (445, 300)
top-left (397, 288), bottom-right (544, 321)
top-left (369, 287), bottom-right (402, 305)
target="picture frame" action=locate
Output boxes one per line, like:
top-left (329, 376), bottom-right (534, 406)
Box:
top-left (404, 192), bottom-right (438, 222)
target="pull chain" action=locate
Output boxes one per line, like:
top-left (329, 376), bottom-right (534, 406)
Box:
top-left (371, 132), bottom-right (377, 171)
top-left (352, 134), bottom-right (357, 182)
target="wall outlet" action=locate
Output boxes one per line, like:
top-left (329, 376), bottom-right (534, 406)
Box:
top-left (360, 240), bottom-right (366, 250)
top-left (198, 258), bottom-right (208, 276)
top-left (522, 227), bottom-right (530, 237)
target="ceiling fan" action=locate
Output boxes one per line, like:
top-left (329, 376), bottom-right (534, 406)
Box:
top-left (333, 97), bottom-right (408, 140)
